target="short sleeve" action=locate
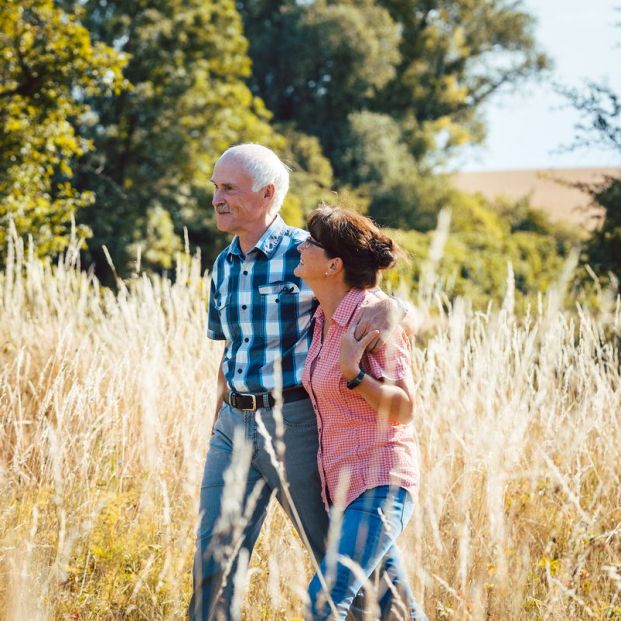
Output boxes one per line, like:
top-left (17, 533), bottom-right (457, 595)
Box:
top-left (364, 327), bottom-right (411, 382)
top-left (206, 274), bottom-right (225, 340)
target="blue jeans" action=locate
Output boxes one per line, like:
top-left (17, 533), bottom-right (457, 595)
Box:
top-left (307, 486), bottom-right (428, 621)
top-left (189, 401), bottom-right (420, 621)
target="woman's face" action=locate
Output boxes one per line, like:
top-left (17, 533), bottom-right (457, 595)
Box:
top-left (294, 235), bottom-right (330, 283)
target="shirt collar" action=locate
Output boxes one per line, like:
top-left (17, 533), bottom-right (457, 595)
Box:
top-left (227, 237), bottom-right (244, 259)
top-left (312, 288), bottom-right (366, 327)
top-left (227, 215), bottom-right (288, 260)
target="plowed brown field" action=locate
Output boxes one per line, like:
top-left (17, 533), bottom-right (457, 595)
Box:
top-left (452, 167), bottom-right (621, 230)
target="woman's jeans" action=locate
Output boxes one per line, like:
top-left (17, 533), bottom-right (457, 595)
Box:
top-left (307, 486), bottom-right (428, 621)
top-left (190, 402), bottom-right (420, 621)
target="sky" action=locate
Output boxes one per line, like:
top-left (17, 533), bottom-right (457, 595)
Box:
top-left (457, 0), bottom-right (621, 172)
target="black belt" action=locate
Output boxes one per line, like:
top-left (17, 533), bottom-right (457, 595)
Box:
top-left (223, 386), bottom-right (308, 412)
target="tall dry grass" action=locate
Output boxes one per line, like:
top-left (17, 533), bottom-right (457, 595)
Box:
top-left (1, 233), bottom-right (620, 620)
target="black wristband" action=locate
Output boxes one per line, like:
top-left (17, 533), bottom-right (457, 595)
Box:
top-left (346, 369), bottom-right (366, 390)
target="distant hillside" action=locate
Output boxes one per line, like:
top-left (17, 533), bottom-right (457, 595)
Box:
top-left (451, 168), bottom-right (621, 231)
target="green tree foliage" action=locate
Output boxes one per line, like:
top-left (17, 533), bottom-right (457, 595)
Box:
top-left (336, 112), bottom-right (415, 187)
top-left (562, 75), bottom-right (621, 281)
top-left (0, 0), bottom-right (126, 264)
top-left (278, 124), bottom-right (335, 226)
top-left (1, 0), bottom-right (564, 306)
top-left (238, 0), bottom-right (548, 227)
top-left (239, 1), bottom-right (401, 154)
top-left (386, 193), bottom-right (571, 309)
top-left (376, 0), bottom-right (548, 159)
top-left (67, 0), bottom-right (284, 276)
top-left (585, 178), bottom-right (621, 280)
top-left (369, 173), bottom-right (455, 232)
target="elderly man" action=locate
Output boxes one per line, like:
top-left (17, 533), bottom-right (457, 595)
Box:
top-left (190, 144), bottom-right (419, 621)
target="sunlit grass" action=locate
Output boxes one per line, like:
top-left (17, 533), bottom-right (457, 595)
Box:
top-left (1, 234), bottom-right (620, 620)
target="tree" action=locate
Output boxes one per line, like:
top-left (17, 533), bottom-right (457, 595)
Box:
top-left (65, 0), bottom-right (285, 277)
top-left (584, 180), bottom-right (621, 279)
top-left (0, 0), bottom-right (126, 264)
top-left (277, 124), bottom-right (335, 227)
top-left (562, 73), bottom-right (621, 280)
top-left (238, 1), bottom-right (401, 155)
top-left (238, 0), bottom-right (548, 223)
top-left (564, 82), bottom-right (621, 154)
top-left (335, 112), bottom-right (415, 187)
top-left (375, 0), bottom-right (548, 161)
top-left (388, 192), bottom-right (571, 310)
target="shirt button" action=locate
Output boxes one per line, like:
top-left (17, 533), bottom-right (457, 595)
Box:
top-left (275, 299), bottom-right (279, 304)
top-left (243, 270), bottom-right (248, 275)
top-left (237, 369), bottom-right (242, 374)
top-left (244, 337), bottom-right (249, 343)
top-left (242, 304), bottom-right (247, 310)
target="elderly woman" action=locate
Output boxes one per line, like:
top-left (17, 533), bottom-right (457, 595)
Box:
top-left (294, 205), bottom-right (427, 621)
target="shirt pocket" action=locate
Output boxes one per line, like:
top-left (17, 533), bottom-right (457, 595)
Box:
top-left (258, 282), bottom-right (300, 329)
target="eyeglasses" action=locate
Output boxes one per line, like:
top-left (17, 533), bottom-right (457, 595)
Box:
top-left (300, 236), bottom-right (325, 250)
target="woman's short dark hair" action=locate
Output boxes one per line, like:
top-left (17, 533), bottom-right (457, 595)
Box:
top-left (307, 204), bottom-right (402, 289)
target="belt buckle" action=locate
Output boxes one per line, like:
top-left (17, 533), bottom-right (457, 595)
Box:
top-left (231, 391), bottom-right (257, 412)
top-left (242, 393), bottom-right (257, 411)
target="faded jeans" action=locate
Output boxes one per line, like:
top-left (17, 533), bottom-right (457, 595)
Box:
top-left (189, 400), bottom-right (421, 621)
top-left (307, 486), bottom-right (428, 621)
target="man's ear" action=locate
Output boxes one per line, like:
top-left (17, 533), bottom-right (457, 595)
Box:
top-left (263, 183), bottom-right (276, 201)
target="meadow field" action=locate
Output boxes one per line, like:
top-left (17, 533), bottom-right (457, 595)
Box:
top-left (451, 168), bottom-right (621, 231)
top-left (1, 236), bottom-right (620, 621)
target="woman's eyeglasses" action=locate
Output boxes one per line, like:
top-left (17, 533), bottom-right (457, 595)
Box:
top-left (300, 236), bottom-right (325, 250)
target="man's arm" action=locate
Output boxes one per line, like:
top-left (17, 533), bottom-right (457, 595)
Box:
top-left (353, 293), bottom-right (419, 352)
top-left (392, 297), bottom-right (422, 337)
top-left (211, 352), bottom-right (227, 434)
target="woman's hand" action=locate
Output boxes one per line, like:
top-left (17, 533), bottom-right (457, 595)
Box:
top-left (340, 323), bottom-right (380, 381)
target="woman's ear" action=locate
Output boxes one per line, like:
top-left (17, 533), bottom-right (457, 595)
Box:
top-left (329, 257), bottom-right (344, 274)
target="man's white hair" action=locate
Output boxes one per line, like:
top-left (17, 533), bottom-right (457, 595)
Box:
top-left (219, 144), bottom-right (290, 213)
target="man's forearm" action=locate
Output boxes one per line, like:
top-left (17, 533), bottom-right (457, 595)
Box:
top-left (212, 356), bottom-right (226, 430)
top-left (394, 297), bottom-right (422, 337)
top-left (354, 294), bottom-right (418, 350)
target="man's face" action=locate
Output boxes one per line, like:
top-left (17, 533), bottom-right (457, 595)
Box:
top-left (210, 156), bottom-right (272, 238)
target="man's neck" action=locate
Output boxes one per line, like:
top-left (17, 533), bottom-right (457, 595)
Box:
top-left (237, 215), bottom-right (278, 255)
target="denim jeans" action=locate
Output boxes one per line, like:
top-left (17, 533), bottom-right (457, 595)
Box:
top-left (307, 486), bottom-right (428, 621)
top-left (189, 401), bottom-right (420, 621)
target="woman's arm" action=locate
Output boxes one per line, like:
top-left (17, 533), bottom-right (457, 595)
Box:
top-left (340, 325), bottom-right (415, 424)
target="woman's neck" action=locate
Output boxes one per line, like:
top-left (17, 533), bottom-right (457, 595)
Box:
top-left (314, 280), bottom-right (350, 328)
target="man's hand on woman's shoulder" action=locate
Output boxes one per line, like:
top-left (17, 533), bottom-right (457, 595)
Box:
top-left (353, 294), bottom-right (418, 353)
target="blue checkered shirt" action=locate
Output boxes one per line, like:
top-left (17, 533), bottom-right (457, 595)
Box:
top-left (207, 216), bottom-right (317, 393)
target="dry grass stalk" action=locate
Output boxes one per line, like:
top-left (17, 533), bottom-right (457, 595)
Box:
top-left (1, 236), bottom-right (620, 620)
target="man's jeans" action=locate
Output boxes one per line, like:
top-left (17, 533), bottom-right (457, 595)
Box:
top-left (307, 486), bottom-right (428, 621)
top-left (189, 400), bottom-right (421, 621)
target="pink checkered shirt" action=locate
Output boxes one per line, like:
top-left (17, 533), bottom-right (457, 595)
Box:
top-left (302, 288), bottom-right (419, 510)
